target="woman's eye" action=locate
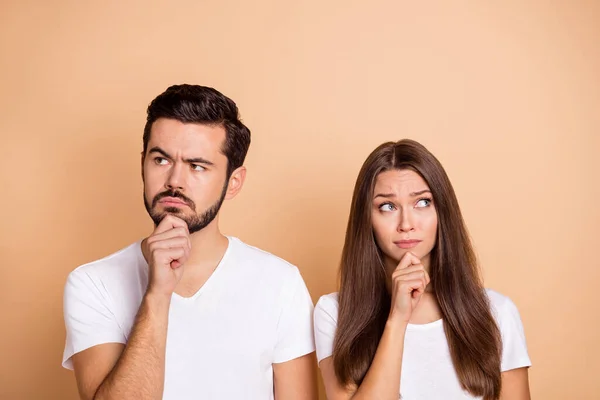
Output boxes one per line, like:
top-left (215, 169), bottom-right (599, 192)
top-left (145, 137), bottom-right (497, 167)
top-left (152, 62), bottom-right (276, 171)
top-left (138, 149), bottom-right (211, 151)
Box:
top-left (416, 198), bottom-right (432, 208)
top-left (379, 203), bottom-right (395, 212)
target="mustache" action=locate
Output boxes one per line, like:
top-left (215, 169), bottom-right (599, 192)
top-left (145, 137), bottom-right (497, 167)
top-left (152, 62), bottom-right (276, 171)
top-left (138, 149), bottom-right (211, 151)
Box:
top-left (152, 190), bottom-right (196, 210)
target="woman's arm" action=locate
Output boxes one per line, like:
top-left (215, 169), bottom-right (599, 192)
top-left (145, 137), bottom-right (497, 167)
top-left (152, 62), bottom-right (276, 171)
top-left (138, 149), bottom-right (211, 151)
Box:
top-left (318, 252), bottom-right (429, 400)
top-left (320, 318), bottom-right (407, 400)
top-left (500, 368), bottom-right (531, 400)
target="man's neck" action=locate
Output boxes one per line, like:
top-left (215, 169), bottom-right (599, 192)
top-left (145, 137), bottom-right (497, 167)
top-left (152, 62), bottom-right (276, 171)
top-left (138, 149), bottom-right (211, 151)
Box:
top-left (185, 222), bottom-right (229, 273)
top-left (171, 222), bottom-right (230, 298)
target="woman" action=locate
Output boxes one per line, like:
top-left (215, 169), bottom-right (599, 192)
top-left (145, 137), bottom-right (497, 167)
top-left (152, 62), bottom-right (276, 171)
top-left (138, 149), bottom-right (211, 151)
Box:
top-left (314, 139), bottom-right (531, 399)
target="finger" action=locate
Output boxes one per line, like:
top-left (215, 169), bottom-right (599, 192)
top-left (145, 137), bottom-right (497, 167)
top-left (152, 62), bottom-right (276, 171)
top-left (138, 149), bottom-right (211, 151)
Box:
top-left (395, 251), bottom-right (421, 271)
top-left (392, 264), bottom-right (426, 279)
top-left (147, 227), bottom-right (190, 244)
top-left (148, 236), bottom-right (190, 252)
top-left (395, 270), bottom-right (428, 283)
top-left (412, 286), bottom-right (424, 299)
top-left (398, 278), bottom-right (426, 295)
top-left (154, 215), bottom-right (189, 235)
top-left (395, 272), bottom-right (428, 293)
top-left (418, 269), bottom-right (428, 287)
top-left (170, 249), bottom-right (190, 269)
top-left (153, 247), bottom-right (186, 267)
top-left (405, 280), bottom-right (425, 298)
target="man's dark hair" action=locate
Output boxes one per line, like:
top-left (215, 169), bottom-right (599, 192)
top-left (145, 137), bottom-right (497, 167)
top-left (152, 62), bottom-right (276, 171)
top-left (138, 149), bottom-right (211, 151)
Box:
top-left (143, 84), bottom-right (251, 178)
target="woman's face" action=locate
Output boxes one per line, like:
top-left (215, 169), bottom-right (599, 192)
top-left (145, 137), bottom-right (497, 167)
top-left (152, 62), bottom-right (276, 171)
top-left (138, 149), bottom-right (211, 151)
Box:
top-left (371, 169), bottom-right (438, 272)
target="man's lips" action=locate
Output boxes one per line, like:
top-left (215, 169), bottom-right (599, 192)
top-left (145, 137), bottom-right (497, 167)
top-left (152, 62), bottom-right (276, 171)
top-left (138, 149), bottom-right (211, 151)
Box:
top-left (159, 197), bottom-right (188, 206)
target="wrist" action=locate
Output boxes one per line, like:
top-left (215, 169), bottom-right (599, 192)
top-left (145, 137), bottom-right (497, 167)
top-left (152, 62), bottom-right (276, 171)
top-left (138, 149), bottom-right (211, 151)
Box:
top-left (144, 289), bottom-right (173, 309)
top-left (386, 312), bottom-right (410, 330)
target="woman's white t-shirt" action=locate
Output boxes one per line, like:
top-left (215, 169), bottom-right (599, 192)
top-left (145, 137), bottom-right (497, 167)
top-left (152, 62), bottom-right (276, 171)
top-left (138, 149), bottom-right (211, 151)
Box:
top-left (314, 289), bottom-right (531, 400)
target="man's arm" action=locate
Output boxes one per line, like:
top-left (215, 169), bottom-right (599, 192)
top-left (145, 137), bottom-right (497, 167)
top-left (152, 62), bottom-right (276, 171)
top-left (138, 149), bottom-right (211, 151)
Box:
top-left (273, 353), bottom-right (318, 400)
top-left (72, 293), bottom-right (171, 400)
top-left (69, 215), bottom-right (190, 400)
top-left (71, 343), bottom-right (123, 400)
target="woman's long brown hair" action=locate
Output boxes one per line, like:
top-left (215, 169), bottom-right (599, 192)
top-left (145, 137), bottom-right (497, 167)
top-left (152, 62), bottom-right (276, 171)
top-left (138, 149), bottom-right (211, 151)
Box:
top-left (333, 139), bottom-right (502, 399)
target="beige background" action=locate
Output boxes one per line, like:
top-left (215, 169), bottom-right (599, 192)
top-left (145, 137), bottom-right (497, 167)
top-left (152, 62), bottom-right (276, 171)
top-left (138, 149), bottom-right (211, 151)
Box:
top-left (1, 1), bottom-right (599, 399)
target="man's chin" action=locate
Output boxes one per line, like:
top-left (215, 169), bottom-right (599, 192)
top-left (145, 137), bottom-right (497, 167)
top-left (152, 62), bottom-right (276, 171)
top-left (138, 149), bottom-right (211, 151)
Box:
top-left (162, 206), bottom-right (187, 214)
top-left (150, 210), bottom-right (192, 226)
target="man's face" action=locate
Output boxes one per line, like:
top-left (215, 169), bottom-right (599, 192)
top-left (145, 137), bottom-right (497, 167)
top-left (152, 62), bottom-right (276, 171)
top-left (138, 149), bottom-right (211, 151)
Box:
top-left (142, 118), bottom-right (230, 233)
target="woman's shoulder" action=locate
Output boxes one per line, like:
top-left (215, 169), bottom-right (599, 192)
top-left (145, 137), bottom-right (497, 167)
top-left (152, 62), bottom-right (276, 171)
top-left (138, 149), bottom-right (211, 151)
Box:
top-left (484, 289), bottom-right (531, 370)
top-left (315, 292), bottom-right (340, 317)
top-left (484, 288), bottom-right (523, 323)
top-left (485, 288), bottom-right (510, 306)
top-left (313, 292), bottom-right (340, 361)
top-left (316, 291), bottom-right (339, 307)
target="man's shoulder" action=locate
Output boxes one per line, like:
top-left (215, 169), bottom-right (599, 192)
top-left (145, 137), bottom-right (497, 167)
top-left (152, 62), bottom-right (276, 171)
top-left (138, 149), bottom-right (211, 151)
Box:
top-left (68, 241), bottom-right (144, 282)
top-left (229, 236), bottom-right (302, 279)
top-left (230, 237), bottom-right (304, 288)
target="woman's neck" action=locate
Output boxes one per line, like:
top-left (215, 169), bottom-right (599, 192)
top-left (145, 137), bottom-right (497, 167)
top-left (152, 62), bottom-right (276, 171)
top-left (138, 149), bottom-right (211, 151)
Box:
top-left (409, 292), bottom-right (442, 325)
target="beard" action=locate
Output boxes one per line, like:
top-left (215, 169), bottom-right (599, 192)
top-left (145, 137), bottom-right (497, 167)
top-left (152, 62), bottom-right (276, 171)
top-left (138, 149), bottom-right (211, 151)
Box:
top-left (144, 181), bottom-right (228, 234)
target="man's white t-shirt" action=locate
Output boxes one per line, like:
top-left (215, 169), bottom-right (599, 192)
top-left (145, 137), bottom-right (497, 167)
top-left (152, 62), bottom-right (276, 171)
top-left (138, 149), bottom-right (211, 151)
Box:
top-left (63, 236), bottom-right (315, 400)
top-left (314, 289), bottom-right (531, 400)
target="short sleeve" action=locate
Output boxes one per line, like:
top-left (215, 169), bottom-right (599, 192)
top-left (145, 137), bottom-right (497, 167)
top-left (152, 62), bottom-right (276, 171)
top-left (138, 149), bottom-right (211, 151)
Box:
top-left (313, 293), bottom-right (339, 364)
top-left (272, 267), bottom-right (316, 363)
top-left (62, 268), bottom-right (126, 370)
top-left (493, 294), bottom-right (532, 372)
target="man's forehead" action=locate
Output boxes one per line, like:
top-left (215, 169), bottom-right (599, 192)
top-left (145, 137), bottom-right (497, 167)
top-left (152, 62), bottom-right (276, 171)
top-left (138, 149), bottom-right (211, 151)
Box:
top-left (151, 119), bottom-right (225, 139)
top-left (148, 120), bottom-right (227, 157)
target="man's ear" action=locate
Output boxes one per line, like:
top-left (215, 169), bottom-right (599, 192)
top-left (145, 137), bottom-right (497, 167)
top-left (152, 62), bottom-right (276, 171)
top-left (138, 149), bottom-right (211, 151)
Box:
top-left (224, 166), bottom-right (247, 200)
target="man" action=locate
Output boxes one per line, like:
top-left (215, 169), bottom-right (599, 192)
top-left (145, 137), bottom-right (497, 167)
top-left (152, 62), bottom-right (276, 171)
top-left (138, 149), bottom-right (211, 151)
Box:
top-left (62, 84), bottom-right (317, 399)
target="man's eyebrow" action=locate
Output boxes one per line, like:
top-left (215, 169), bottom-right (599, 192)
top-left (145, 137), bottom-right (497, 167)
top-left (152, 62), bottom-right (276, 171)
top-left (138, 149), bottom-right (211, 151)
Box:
top-left (148, 146), bottom-right (171, 159)
top-left (184, 157), bottom-right (214, 166)
top-left (148, 147), bottom-right (215, 166)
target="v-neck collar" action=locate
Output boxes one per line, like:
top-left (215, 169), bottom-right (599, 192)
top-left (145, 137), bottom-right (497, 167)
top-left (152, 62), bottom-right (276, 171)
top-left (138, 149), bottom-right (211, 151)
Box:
top-left (136, 236), bottom-right (234, 302)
